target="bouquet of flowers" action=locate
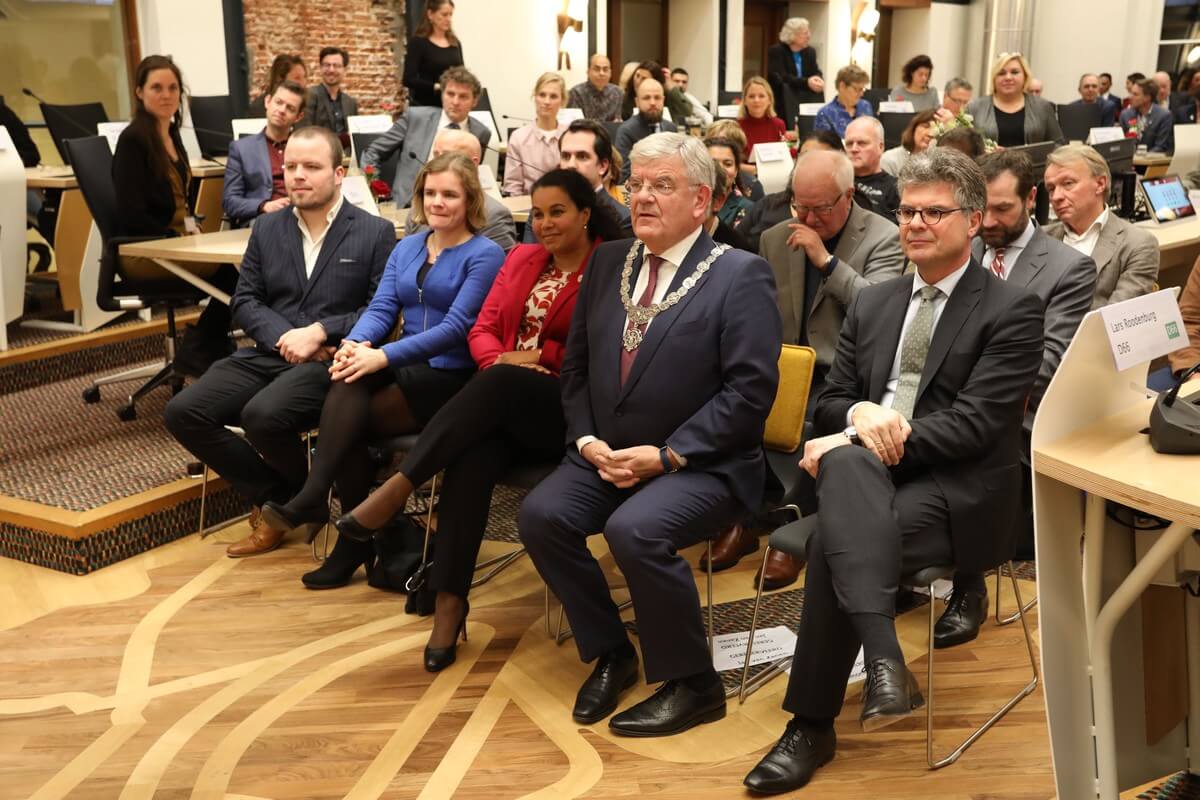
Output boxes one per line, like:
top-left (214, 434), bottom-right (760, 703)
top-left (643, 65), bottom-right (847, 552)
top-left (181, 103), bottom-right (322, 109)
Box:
top-left (930, 109), bottom-right (997, 152)
top-left (363, 164), bottom-right (392, 202)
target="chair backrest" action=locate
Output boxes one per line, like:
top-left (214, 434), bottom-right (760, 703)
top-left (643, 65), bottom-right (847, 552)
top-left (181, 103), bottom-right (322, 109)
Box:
top-left (1056, 102), bottom-right (1103, 142)
top-left (188, 94), bottom-right (234, 157)
top-left (63, 135), bottom-right (118, 241)
top-left (41, 102), bottom-right (109, 164)
top-left (764, 344), bottom-right (816, 453)
top-left (232, 118), bottom-right (265, 140)
top-left (352, 132), bottom-right (400, 188)
top-left (796, 112), bottom-right (816, 140)
top-left (864, 88), bottom-right (891, 113)
top-left (878, 111), bottom-right (914, 150)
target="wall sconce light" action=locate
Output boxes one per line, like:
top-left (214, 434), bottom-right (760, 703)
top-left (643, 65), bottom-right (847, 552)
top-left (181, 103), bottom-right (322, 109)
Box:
top-left (557, 0), bottom-right (585, 70)
top-left (850, 2), bottom-right (880, 67)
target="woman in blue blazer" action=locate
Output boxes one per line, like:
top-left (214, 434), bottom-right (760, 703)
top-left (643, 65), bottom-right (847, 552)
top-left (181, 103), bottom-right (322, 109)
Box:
top-left (262, 153), bottom-right (504, 585)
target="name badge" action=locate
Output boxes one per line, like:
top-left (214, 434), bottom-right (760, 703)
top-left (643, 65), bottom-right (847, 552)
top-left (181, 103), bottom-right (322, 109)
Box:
top-left (1099, 288), bottom-right (1190, 372)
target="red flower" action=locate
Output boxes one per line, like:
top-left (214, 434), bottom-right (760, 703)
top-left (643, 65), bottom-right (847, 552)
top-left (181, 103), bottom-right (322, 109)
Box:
top-left (369, 179), bottom-right (392, 201)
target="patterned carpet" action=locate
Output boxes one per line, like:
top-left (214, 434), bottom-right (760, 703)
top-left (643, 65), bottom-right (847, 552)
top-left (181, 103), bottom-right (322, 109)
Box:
top-left (1138, 773), bottom-right (1200, 799)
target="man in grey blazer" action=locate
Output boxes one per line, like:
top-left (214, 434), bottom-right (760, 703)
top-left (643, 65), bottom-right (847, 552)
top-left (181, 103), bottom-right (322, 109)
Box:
top-left (223, 80), bottom-right (306, 228)
top-left (302, 46), bottom-right (358, 146)
top-left (403, 128), bottom-right (516, 252)
top-left (360, 66), bottom-right (492, 208)
top-left (1042, 144), bottom-right (1160, 308)
top-left (166, 127), bottom-right (395, 559)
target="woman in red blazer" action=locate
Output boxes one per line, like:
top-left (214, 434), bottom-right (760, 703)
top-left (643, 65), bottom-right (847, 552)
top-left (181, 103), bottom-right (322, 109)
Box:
top-left (325, 168), bottom-right (624, 670)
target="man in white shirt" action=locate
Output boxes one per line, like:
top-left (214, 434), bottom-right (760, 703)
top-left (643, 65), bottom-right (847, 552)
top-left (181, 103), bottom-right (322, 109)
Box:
top-left (1042, 143), bottom-right (1160, 307)
top-left (744, 148), bottom-right (1043, 794)
top-left (669, 67), bottom-right (714, 125)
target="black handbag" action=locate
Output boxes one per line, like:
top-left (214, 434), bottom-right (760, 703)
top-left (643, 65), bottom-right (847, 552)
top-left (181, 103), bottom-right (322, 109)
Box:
top-left (367, 514), bottom-right (425, 593)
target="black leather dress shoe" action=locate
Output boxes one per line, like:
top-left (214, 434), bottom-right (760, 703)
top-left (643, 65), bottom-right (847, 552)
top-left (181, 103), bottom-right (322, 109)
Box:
top-left (608, 678), bottom-right (726, 737)
top-left (933, 589), bottom-right (988, 649)
top-left (743, 719), bottom-right (836, 795)
top-left (860, 657), bottom-right (924, 732)
top-left (573, 649), bottom-right (639, 724)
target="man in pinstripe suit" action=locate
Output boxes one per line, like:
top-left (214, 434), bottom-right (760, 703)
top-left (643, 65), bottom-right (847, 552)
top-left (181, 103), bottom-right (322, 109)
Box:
top-left (165, 127), bottom-right (395, 558)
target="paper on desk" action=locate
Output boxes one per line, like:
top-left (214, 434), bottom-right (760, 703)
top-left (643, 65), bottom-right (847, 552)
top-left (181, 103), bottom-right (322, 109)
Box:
top-left (711, 626), bottom-right (797, 673)
top-left (784, 647), bottom-right (869, 684)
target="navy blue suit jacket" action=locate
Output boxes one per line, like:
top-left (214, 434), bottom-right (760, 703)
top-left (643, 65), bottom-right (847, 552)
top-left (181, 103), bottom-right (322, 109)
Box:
top-left (1120, 104), bottom-right (1175, 153)
top-left (230, 201), bottom-right (395, 357)
top-left (223, 132), bottom-right (276, 227)
top-left (560, 231), bottom-right (782, 512)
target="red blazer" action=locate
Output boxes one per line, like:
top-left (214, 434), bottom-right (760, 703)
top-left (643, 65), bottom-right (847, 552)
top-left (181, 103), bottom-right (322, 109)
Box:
top-left (468, 241), bottom-right (596, 373)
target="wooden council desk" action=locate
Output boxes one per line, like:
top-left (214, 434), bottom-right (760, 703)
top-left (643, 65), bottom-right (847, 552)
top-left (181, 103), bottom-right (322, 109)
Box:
top-left (1033, 311), bottom-right (1200, 800)
top-left (119, 229), bottom-right (251, 305)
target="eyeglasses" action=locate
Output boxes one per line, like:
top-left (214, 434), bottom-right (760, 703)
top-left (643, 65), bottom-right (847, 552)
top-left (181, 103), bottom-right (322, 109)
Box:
top-left (896, 206), bottom-right (966, 225)
top-left (625, 178), bottom-right (695, 197)
top-left (791, 193), bottom-right (846, 218)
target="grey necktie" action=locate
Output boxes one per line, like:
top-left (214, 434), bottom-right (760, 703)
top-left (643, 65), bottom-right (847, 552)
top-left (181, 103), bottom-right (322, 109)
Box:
top-left (892, 286), bottom-right (941, 419)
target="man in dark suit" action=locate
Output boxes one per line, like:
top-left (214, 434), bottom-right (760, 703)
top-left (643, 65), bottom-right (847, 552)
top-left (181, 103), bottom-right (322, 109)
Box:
top-left (766, 17), bottom-right (824, 121)
top-left (223, 80), bottom-right (306, 228)
top-left (615, 79), bottom-right (678, 182)
top-left (165, 126), bottom-right (394, 558)
top-left (302, 46), bottom-right (358, 147)
top-left (520, 133), bottom-right (782, 737)
top-left (743, 149), bottom-right (1043, 794)
top-left (559, 119), bottom-right (633, 236)
top-left (1120, 78), bottom-right (1174, 153)
top-left (1072, 73), bottom-right (1120, 126)
top-left (360, 66), bottom-right (491, 208)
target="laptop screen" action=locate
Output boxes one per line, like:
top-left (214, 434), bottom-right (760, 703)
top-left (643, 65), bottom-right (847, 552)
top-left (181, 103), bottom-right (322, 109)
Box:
top-left (1140, 175), bottom-right (1197, 223)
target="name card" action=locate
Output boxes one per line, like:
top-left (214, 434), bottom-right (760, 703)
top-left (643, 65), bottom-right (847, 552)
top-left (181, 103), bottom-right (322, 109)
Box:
top-left (341, 175), bottom-right (380, 217)
top-left (1088, 126), bottom-right (1124, 145)
top-left (878, 100), bottom-right (914, 113)
top-left (717, 104), bottom-right (740, 119)
top-left (1099, 289), bottom-right (1190, 372)
top-left (751, 141), bottom-right (791, 163)
top-left (798, 102), bottom-right (824, 116)
top-left (710, 626), bottom-right (797, 673)
top-left (348, 114), bottom-right (393, 134)
top-left (557, 107), bottom-right (584, 124)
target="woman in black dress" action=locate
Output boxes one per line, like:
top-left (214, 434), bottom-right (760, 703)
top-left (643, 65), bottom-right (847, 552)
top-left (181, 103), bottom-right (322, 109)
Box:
top-left (404, 0), bottom-right (465, 107)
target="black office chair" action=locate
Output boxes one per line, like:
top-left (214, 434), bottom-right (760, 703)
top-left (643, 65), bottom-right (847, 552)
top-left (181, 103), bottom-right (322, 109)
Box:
top-left (879, 111), bottom-right (915, 150)
top-left (40, 102), bottom-right (109, 164)
top-left (352, 132), bottom-right (400, 190)
top-left (1056, 102), bottom-right (1103, 142)
top-left (475, 88), bottom-right (493, 112)
top-left (796, 113), bottom-right (816, 140)
top-left (66, 136), bottom-right (204, 421)
top-left (864, 88), bottom-right (891, 114)
top-left (188, 95), bottom-right (234, 157)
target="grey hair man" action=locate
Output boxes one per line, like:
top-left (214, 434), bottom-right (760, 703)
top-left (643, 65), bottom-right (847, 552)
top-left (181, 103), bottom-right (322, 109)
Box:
top-left (844, 116), bottom-right (900, 224)
top-left (744, 147), bottom-right (1043, 794)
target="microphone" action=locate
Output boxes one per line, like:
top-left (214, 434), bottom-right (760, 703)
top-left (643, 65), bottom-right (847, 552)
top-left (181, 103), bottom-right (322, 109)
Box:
top-left (22, 87), bottom-right (48, 105)
top-left (501, 114), bottom-right (534, 122)
top-left (487, 144), bottom-right (550, 178)
top-left (408, 151), bottom-right (426, 166)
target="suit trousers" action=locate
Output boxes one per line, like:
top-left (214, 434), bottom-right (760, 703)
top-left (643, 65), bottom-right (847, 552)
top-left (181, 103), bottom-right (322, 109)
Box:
top-left (520, 460), bottom-right (742, 682)
top-left (164, 351), bottom-right (331, 506)
top-left (395, 365), bottom-right (567, 598)
top-left (782, 445), bottom-right (953, 721)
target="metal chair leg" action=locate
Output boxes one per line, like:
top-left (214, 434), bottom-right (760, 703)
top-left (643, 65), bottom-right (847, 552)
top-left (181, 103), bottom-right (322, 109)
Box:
top-left (197, 464), bottom-right (210, 537)
top-left (926, 562), bottom-right (1040, 769)
top-left (737, 545), bottom-right (794, 703)
top-left (470, 547), bottom-right (528, 588)
top-left (706, 540), bottom-right (715, 655)
top-left (994, 561), bottom-right (1037, 625)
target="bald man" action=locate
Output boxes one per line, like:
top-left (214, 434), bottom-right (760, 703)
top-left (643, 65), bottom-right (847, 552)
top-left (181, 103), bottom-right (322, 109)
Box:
top-left (615, 78), bottom-right (678, 181)
top-left (844, 116), bottom-right (899, 225)
top-left (402, 128), bottom-right (517, 252)
top-left (1028, 77), bottom-right (1044, 97)
top-left (1154, 70), bottom-right (1173, 108)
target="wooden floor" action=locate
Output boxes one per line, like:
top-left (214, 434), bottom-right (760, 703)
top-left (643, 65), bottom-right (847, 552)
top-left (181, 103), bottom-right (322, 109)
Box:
top-left (0, 519), bottom-right (1061, 799)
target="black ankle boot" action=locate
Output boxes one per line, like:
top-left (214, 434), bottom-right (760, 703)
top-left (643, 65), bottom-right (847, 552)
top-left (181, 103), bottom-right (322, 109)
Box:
top-left (301, 538), bottom-right (375, 590)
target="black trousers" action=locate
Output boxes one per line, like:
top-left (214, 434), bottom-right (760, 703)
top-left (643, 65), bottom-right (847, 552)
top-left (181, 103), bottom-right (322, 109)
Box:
top-left (782, 445), bottom-right (953, 721)
top-left (164, 351), bottom-right (331, 506)
top-left (520, 458), bottom-right (742, 683)
top-left (398, 365), bottom-right (567, 598)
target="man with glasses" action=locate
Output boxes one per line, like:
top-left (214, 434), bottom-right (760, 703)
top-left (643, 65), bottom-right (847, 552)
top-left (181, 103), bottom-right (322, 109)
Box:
top-left (744, 148), bottom-right (1043, 794)
top-left (521, 133), bottom-right (782, 739)
top-left (302, 46), bottom-right (357, 148)
top-left (568, 54), bottom-right (623, 122)
top-left (814, 65), bottom-right (873, 137)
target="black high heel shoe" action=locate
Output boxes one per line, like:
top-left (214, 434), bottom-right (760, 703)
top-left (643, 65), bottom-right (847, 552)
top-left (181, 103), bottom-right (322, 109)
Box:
top-left (333, 511), bottom-right (378, 544)
top-left (424, 600), bottom-right (470, 673)
top-left (261, 500), bottom-right (327, 534)
top-left (301, 537), bottom-right (376, 590)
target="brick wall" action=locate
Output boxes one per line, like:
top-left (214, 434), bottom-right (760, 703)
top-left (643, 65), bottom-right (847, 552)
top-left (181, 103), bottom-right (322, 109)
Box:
top-left (243, 0), bottom-right (408, 114)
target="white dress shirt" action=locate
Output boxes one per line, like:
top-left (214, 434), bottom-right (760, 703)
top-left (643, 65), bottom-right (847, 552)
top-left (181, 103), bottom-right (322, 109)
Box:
top-left (982, 219), bottom-right (1035, 279)
top-left (426, 110), bottom-right (469, 160)
top-left (293, 192), bottom-right (345, 279)
top-left (848, 257), bottom-right (972, 424)
top-left (1060, 207), bottom-right (1108, 259)
top-left (575, 225), bottom-right (706, 456)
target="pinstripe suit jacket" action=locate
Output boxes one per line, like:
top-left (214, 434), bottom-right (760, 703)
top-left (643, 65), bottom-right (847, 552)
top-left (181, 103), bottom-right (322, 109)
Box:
top-left (230, 201), bottom-right (395, 355)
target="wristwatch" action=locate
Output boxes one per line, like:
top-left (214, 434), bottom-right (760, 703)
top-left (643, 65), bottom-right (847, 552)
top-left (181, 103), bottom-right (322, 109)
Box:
top-left (659, 446), bottom-right (681, 474)
top-left (842, 426), bottom-right (862, 446)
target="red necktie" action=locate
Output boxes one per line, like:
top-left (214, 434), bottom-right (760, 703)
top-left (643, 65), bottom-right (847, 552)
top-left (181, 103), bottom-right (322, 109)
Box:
top-left (619, 255), bottom-right (663, 386)
top-left (991, 247), bottom-right (1006, 279)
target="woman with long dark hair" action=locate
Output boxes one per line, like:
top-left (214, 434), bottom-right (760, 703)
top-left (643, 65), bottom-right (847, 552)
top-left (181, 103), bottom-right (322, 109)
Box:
top-left (404, 0), bottom-right (465, 107)
top-left (331, 169), bottom-right (621, 672)
top-left (113, 55), bottom-right (238, 374)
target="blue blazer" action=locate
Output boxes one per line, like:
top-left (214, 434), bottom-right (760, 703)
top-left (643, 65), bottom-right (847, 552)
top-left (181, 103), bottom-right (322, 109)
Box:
top-left (230, 201), bottom-right (395, 355)
top-left (560, 232), bottom-right (782, 512)
top-left (223, 131), bottom-right (275, 227)
top-left (348, 231), bottom-right (504, 369)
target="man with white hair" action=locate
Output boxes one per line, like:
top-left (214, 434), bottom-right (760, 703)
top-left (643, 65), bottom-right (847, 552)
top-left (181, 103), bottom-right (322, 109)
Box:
top-left (1154, 70), bottom-right (1173, 108)
top-left (1028, 77), bottom-right (1044, 97)
top-left (521, 132), bottom-right (782, 738)
top-left (844, 116), bottom-right (899, 224)
top-left (767, 16), bottom-right (825, 118)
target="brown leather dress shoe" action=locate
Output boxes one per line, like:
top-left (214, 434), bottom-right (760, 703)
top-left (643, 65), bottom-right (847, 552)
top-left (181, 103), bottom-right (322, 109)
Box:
top-left (699, 523), bottom-right (758, 572)
top-left (755, 549), bottom-right (802, 590)
top-left (226, 512), bottom-right (286, 558)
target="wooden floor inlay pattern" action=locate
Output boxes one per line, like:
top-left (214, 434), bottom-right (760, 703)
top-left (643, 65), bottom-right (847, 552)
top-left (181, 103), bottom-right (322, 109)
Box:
top-left (0, 521), bottom-right (1058, 799)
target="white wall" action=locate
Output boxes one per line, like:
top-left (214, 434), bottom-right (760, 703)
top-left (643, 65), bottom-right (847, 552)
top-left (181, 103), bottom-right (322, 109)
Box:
top-left (137, 0), bottom-right (229, 96)
top-left (889, 3), bottom-right (969, 97)
top-left (668, 0), bottom-right (720, 109)
top-left (725, 0), bottom-right (744, 93)
top-left (787, 0), bottom-right (867, 100)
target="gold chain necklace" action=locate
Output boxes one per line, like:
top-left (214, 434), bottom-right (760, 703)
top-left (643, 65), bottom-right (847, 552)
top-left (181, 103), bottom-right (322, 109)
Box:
top-left (619, 240), bottom-right (728, 351)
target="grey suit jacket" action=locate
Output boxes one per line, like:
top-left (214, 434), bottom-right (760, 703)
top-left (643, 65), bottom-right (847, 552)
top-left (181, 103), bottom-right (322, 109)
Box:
top-left (222, 131), bottom-right (274, 227)
top-left (971, 226), bottom-right (1096, 425)
top-left (967, 93), bottom-right (1065, 145)
top-left (360, 107), bottom-right (493, 208)
top-left (405, 193), bottom-right (516, 252)
top-left (759, 202), bottom-right (904, 366)
top-left (1043, 213), bottom-right (1160, 309)
top-left (614, 115), bottom-right (678, 181)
